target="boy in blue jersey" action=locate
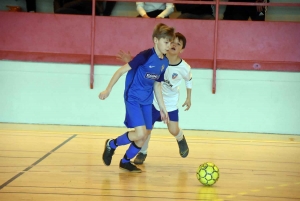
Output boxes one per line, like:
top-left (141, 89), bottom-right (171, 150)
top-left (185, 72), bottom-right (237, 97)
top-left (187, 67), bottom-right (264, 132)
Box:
top-left (99, 23), bottom-right (175, 173)
top-left (117, 32), bottom-right (192, 165)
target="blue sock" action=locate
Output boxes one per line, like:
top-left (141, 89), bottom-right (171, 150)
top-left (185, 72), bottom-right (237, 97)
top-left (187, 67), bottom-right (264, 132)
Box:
top-left (109, 132), bottom-right (131, 149)
top-left (121, 142), bottom-right (141, 163)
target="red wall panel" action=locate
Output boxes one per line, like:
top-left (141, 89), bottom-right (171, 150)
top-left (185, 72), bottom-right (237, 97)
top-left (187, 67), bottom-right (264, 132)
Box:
top-left (0, 11), bottom-right (299, 71)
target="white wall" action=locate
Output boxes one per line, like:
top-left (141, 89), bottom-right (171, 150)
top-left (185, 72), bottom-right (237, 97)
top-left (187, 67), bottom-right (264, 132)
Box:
top-left (1, 61), bottom-right (299, 135)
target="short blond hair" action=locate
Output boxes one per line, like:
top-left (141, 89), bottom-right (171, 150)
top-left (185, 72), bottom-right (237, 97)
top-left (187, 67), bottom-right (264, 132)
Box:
top-left (152, 23), bottom-right (175, 42)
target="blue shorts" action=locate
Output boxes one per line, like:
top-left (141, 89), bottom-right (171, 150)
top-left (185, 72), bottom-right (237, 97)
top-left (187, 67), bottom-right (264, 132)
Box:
top-left (152, 105), bottom-right (179, 125)
top-left (124, 100), bottom-right (153, 130)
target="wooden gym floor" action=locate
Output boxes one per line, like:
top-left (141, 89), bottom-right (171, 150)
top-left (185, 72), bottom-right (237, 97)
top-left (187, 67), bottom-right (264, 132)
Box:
top-left (0, 123), bottom-right (299, 201)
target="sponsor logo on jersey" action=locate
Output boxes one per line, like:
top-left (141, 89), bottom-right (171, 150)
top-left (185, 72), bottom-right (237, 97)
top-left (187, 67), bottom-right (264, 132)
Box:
top-left (172, 73), bottom-right (178, 79)
top-left (161, 65), bottom-right (165, 72)
top-left (145, 73), bottom-right (160, 80)
top-left (163, 79), bottom-right (173, 88)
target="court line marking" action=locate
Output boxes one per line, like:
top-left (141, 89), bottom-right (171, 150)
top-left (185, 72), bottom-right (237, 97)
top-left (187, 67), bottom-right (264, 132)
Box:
top-left (0, 134), bottom-right (77, 190)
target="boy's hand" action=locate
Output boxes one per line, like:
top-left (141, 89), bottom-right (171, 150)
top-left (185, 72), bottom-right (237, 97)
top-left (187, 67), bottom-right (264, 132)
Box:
top-left (182, 99), bottom-right (191, 111)
top-left (99, 89), bottom-right (110, 100)
top-left (160, 108), bottom-right (169, 124)
top-left (116, 50), bottom-right (132, 63)
top-left (142, 14), bottom-right (150, 18)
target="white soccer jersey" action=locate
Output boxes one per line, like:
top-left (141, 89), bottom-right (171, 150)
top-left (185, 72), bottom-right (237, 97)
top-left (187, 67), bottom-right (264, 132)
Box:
top-left (153, 59), bottom-right (192, 112)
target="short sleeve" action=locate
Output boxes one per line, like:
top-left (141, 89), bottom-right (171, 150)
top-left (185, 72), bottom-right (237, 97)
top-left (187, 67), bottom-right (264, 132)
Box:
top-left (128, 49), bottom-right (153, 70)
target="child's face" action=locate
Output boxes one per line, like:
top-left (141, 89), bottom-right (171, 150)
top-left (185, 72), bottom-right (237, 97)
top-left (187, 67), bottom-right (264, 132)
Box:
top-left (155, 37), bottom-right (172, 55)
top-left (169, 37), bottom-right (183, 55)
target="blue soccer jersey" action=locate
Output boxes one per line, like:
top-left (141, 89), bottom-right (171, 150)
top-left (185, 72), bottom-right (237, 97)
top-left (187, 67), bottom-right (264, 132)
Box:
top-left (125, 48), bottom-right (168, 105)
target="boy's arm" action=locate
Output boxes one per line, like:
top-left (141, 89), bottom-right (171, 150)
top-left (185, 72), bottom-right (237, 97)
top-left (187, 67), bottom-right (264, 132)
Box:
top-left (182, 87), bottom-right (192, 111)
top-left (136, 2), bottom-right (149, 18)
top-left (182, 64), bottom-right (193, 111)
top-left (99, 64), bottom-right (131, 100)
top-left (157, 3), bottom-right (174, 18)
top-left (153, 82), bottom-right (169, 124)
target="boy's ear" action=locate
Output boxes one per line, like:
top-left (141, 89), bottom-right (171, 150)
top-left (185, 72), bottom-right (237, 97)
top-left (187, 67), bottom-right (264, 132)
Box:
top-left (180, 49), bottom-right (185, 54)
top-left (153, 37), bottom-right (158, 43)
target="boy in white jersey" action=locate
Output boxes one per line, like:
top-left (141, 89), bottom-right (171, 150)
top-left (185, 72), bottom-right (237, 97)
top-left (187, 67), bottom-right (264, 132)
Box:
top-left (117, 32), bottom-right (192, 164)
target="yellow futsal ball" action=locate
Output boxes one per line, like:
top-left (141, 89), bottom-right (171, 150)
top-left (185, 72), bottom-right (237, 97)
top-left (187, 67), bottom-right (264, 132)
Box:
top-left (196, 162), bottom-right (220, 186)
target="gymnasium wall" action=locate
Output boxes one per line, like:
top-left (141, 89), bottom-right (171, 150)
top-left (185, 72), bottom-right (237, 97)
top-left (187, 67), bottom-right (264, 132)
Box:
top-left (1, 0), bottom-right (300, 21)
top-left (0, 61), bottom-right (299, 135)
top-left (0, 1), bottom-right (299, 135)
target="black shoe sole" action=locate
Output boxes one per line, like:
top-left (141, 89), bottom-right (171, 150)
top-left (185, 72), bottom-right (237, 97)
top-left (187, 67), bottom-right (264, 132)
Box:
top-left (119, 166), bottom-right (142, 173)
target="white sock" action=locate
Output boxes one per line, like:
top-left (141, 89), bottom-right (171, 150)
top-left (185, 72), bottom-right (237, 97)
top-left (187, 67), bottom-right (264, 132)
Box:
top-left (140, 134), bottom-right (151, 154)
top-left (175, 130), bottom-right (183, 141)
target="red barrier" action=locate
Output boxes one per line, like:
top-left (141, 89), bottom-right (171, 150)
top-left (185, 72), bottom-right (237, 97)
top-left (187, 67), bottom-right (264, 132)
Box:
top-left (0, 1), bottom-right (300, 92)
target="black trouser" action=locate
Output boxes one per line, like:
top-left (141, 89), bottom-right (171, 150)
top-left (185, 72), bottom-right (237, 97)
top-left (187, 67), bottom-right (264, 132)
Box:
top-left (137, 10), bottom-right (169, 18)
top-left (103, 1), bottom-right (116, 16)
top-left (223, 6), bottom-right (266, 21)
top-left (178, 13), bottom-right (215, 20)
top-left (55, 1), bottom-right (102, 15)
top-left (26, 0), bottom-right (36, 12)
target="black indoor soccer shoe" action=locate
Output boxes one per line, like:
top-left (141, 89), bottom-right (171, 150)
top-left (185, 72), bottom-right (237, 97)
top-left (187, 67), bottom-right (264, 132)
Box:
top-left (133, 152), bottom-right (147, 165)
top-left (119, 160), bottom-right (142, 173)
top-left (177, 135), bottom-right (189, 158)
top-left (102, 139), bottom-right (115, 166)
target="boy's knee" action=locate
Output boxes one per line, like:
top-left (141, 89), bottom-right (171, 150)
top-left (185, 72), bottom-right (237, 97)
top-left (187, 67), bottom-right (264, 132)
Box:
top-left (134, 133), bottom-right (148, 147)
top-left (135, 130), bottom-right (147, 140)
top-left (168, 127), bottom-right (180, 136)
top-left (142, 133), bottom-right (150, 141)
